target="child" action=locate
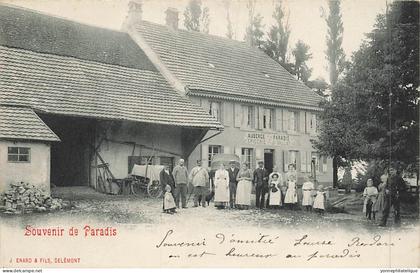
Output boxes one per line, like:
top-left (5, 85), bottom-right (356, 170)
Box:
top-left (163, 185), bottom-right (176, 214)
top-left (313, 185), bottom-right (326, 215)
top-left (301, 176), bottom-right (315, 212)
top-left (268, 172), bottom-right (282, 208)
top-left (363, 178), bottom-right (378, 220)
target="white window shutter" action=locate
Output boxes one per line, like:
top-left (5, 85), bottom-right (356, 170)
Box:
top-left (299, 111), bottom-right (305, 132)
top-left (258, 106), bottom-right (264, 130)
top-left (223, 102), bottom-right (232, 127)
top-left (283, 150), bottom-right (289, 172)
top-left (300, 151), bottom-right (306, 173)
top-left (282, 109), bottom-right (288, 132)
top-left (276, 108), bottom-right (282, 131)
top-left (305, 112), bottom-right (311, 134)
top-left (201, 99), bottom-right (210, 115)
top-left (234, 103), bottom-right (242, 128)
top-left (201, 144), bottom-right (209, 168)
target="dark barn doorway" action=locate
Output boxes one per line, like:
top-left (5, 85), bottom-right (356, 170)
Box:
top-left (40, 114), bottom-right (95, 187)
top-left (264, 149), bottom-right (274, 174)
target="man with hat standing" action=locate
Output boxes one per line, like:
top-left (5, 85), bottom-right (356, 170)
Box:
top-left (227, 160), bottom-right (240, 208)
top-left (253, 160), bottom-right (269, 209)
top-left (379, 164), bottom-right (406, 227)
top-left (189, 159), bottom-right (209, 207)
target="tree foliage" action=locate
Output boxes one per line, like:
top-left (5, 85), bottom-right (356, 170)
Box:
top-left (224, 0), bottom-right (234, 39)
top-left (292, 40), bottom-right (312, 83)
top-left (264, 0), bottom-right (290, 65)
top-left (306, 77), bottom-right (329, 97)
top-left (314, 1), bottom-right (419, 172)
top-left (244, 0), bottom-right (265, 48)
top-left (325, 0), bottom-right (346, 85)
top-left (183, 0), bottom-right (210, 33)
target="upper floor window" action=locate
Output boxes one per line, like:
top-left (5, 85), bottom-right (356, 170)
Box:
top-left (8, 147), bottom-right (30, 163)
top-left (243, 105), bottom-right (254, 129)
top-left (288, 111), bottom-right (299, 132)
top-left (209, 101), bottom-right (221, 122)
top-left (310, 114), bottom-right (317, 133)
top-left (263, 108), bottom-right (273, 130)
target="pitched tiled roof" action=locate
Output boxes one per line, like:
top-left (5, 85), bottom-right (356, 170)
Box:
top-left (0, 5), bottom-right (157, 71)
top-left (0, 46), bottom-right (222, 129)
top-left (0, 105), bottom-right (60, 142)
top-left (133, 21), bottom-right (323, 111)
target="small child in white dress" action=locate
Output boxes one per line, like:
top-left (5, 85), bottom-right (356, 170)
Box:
top-left (163, 185), bottom-right (176, 214)
top-left (268, 172), bottom-right (282, 208)
top-left (313, 185), bottom-right (326, 215)
top-left (363, 179), bottom-right (378, 220)
top-left (301, 176), bottom-right (315, 211)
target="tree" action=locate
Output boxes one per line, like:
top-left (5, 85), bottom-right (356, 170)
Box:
top-left (244, 0), bottom-right (265, 48)
top-left (314, 1), bottom-right (419, 176)
top-left (325, 0), bottom-right (346, 86)
top-left (264, 0), bottom-right (291, 65)
top-left (224, 0), bottom-right (234, 39)
top-left (306, 77), bottom-right (329, 97)
top-left (292, 40), bottom-right (312, 83)
top-left (183, 0), bottom-right (210, 33)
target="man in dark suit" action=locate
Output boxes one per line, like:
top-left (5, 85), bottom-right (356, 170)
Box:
top-left (253, 160), bottom-right (269, 209)
top-left (227, 160), bottom-right (240, 208)
top-left (160, 165), bottom-right (175, 196)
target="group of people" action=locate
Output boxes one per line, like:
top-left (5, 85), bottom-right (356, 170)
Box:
top-left (362, 165), bottom-right (406, 227)
top-left (160, 158), bottom-right (327, 215)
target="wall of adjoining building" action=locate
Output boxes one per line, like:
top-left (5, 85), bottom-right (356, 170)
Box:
top-left (188, 96), bottom-right (333, 186)
top-left (92, 121), bottom-right (185, 187)
top-left (0, 140), bottom-right (51, 194)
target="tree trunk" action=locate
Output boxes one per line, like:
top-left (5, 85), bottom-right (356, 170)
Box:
top-left (333, 156), bottom-right (338, 188)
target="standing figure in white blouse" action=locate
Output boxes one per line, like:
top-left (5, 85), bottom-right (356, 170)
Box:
top-left (214, 163), bottom-right (230, 209)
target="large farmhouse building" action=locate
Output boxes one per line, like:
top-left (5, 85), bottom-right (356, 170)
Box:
top-left (0, 5), bottom-right (221, 193)
top-left (123, 3), bottom-right (333, 185)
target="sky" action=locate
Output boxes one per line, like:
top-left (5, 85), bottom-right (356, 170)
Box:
top-left (1, 0), bottom-right (387, 82)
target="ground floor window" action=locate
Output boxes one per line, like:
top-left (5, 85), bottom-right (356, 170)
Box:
top-left (241, 148), bottom-right (254, 169)
top-left (208, 145), bottom-right (222, 166)
top-left (8, 147), bottom-right (30, 162)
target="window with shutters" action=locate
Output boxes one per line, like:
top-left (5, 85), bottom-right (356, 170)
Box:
top-left (209, 101), bottom-right (221, 122)
top-left (8, 147), bottom-right (30, 163)
top-left (243, 105), bottom-right (254, 129)
top-left (241, 148), bottom-right (254, 169)
top-left (288, 111), bottom-right (299, 132)
top-left (263, 108), bottom-right (273, 130)
top-left (289, 150), bottom-right (298, 167)
top-left (208, 145), bottom-right (222, 166)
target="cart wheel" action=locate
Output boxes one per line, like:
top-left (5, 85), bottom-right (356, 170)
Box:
top-left (147, 180), bottom-right (162, 198)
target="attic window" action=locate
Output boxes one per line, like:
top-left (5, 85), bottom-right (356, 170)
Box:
top-left (262, 72), bottom-right (270, 78)
top-left (208, 63), bottom-right (215, 68)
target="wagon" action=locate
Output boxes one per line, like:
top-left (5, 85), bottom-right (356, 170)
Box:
top-left (129, 164), bottom-right (165, 198)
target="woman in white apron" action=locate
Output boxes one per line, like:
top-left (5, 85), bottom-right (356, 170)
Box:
top-left (268, 172), bottom-right (282, 208)
top-left (284, 164), bottom-right (298, 209)
top-left (235, 163), bottom-right (253, 209)
top-left (214, 164), bottom-right (230, 209)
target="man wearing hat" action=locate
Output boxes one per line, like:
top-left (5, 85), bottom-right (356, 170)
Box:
top-left (227, 160), bottom-right (240, 208)
top-left (253, 160), bottom-right (269, 209)
top-left (189, 159), bottom-right (209, 207)
top-left (379, 164), bottom-right (406, 227)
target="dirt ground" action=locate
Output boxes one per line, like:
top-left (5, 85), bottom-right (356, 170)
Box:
top-left (1, 186), bottom-right (418, 233)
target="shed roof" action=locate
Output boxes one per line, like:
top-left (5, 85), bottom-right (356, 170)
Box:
top-left (0, 105), bottom-right (60, 142)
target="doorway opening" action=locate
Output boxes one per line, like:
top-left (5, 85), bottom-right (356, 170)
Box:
top-left (264, 149), bottom-right (274, 174)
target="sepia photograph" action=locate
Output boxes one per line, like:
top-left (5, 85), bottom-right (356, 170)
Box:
top-left (0, 0), bottom-right (418, 270)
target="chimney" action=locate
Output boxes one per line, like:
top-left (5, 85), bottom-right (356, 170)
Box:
top-left (124, 0), bottom-right (143, 28)
top-left (165, 8), bottom-right (179, 30)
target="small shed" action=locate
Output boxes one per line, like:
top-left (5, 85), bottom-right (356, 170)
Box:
top-left (0, 106), bottom-right (60, 194)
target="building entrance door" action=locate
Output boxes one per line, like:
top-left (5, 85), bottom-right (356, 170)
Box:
top-left (264, 149), bottom-right (274, 174)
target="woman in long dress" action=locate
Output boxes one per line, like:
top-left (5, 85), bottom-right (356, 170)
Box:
top-left (235, 163), bottom-right (253, 209)
top-left (214, 163), bottom-right (230, 209)
top-left (313, 185), bottom-right (326, 215)
top-left (268, 172), bottom-right (282, 208)
top-left (373, 174), bottom-right (388, 218)
top-left (284, 164), bottom-right (298, 209)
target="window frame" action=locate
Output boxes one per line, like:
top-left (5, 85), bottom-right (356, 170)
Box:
top-left (243, 105), bottom-right (255, 129)
top-left (241, 147), bottom-right (255, 169)
top-left (288, 111), bottom-right (299, 132)
top-left (7, 147), bottom-right (31, 163)
top-left (209, 101), bottom-right (222, 122)
top-left (262, 107), bottom-right (274, 130)
top-left (208, 145), bottom-right (222, 166)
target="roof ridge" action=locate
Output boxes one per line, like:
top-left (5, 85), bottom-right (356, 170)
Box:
top-left (0, 3), bottom-right (123, 34)
top-left (138, 20), bottom-right (252, 48)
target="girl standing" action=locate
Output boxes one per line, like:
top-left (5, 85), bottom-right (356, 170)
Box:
top-left (163, 185), bottom-right (176, 214)
top-left (235, 163), bottom-right (253, 209)
top-left (301, 176), bottom-right (315, 211)
top-left (214, 163), bottom-right (230, 209)
top-left (313, 185), bottom-right (326, 215)
top-left (268, 172), bottom-right (283, 208)
top-left (363, 178), bottom-right (378, 220)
